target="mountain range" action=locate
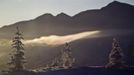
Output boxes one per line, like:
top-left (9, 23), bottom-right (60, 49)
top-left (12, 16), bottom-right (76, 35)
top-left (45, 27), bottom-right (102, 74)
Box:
top-left (0, 1), bottom-right (134, 70)
top-left (0, 1), bottom-right (134, 39)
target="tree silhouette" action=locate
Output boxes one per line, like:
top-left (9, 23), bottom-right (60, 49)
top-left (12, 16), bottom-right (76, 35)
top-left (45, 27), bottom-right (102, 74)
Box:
top-left (61, 42), bottom-right (75, 69)
top-left (8, 26), bottom-right (26, 73)
top-left (42, 42), bottom-right (75, 71)
top-left (105, 38), bottom-right (125, 69)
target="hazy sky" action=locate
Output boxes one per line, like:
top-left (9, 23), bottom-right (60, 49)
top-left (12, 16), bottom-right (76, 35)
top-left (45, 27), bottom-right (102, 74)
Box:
top-left (0, 0), bottom-right (134, 27)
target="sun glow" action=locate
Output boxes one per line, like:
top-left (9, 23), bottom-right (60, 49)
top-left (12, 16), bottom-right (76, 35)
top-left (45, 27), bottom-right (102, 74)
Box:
top-left (24, 31), bottom-right (100, 46)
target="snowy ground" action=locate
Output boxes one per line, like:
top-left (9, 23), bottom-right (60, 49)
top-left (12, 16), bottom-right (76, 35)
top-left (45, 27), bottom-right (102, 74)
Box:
top-left (1, 67), bottom-right (134, 75)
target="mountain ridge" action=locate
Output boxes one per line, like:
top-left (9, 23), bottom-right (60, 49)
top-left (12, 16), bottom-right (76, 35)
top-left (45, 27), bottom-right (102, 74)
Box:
top-left (0, 1), bottom-right (134, 39)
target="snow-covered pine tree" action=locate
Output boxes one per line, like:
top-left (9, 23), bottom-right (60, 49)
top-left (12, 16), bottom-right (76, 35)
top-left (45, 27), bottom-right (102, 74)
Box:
top-left (8, 26), bottom-right (26, 73)
top-left (61, 42), bottom-right (75, 69)
top-left (42, 42), bottom-right (75, 71)
top-left (105, 38), bottom-right (125, 69)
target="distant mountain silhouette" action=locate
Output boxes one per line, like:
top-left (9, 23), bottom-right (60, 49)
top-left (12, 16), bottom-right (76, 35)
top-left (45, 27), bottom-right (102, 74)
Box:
top-left (0, 1), bottom-right (134, 39)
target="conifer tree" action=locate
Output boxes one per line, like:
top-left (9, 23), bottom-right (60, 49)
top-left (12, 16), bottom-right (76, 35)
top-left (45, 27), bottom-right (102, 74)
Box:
top-left (43, 43), bottom-right (75, 71)
top-left (61, 42), bottom-right (75, 69)
top-left (105, 38), bottom-right (125, 69)
top-left (8, 26), bottom-right (26, 72)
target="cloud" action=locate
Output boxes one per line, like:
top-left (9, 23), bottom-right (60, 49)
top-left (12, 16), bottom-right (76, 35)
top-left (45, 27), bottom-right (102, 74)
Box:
top-left (24, 31), bottom-right (100, 46)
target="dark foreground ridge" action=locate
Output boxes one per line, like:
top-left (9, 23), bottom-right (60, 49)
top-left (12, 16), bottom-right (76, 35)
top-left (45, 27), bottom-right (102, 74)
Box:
top-left (5, 67), bottom-right (134, 75)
